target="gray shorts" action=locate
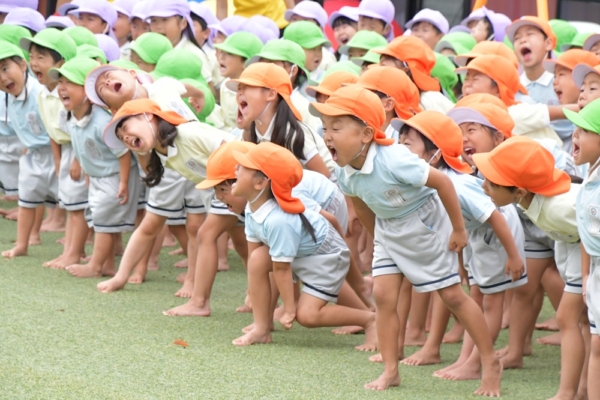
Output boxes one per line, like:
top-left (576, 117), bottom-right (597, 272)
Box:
top-left (209, 197), bottom-right (245, 224)
top-left (18, 146), bottom-right (58, 209)
top-left (372, 195), bottom-right (461, 293)
top-left (88, 165), bottom-right (141, 233)
top-left (58, 143), bottom-right (88, 211)
top-left (137, 184), bottom-right (148, 210)
top-left (555, 241), bottom-right (583, 294)
top-left (520, 213), bottom-right (555, 259)
top-left (0, 135), bottom-right (23, 196)
top-left (587, 256), bottom-right (600, 335)
top-left (323, 188), bottom-right (348, 235)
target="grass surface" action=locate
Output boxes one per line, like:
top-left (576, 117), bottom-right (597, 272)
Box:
top-left (0, 201), bottom-right (561, 399)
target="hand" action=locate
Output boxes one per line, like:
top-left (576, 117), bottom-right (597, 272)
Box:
top-left (117, 181), bottom-right (129, 205)
top-left (505, 254), bottom-right (525, 281)
top-left (346, 205), bottom-right (359, 237)
top-left (70, 161), bottom-right (82, 181)
top-left (189, 95), bottom-right (205, 115)
top-left (582, 275), bottom-right (588, 304)
top-left (279, 311), bottom-right (296, 330)
top-left (54, 161), bottom-right (60, 178)
top-left (448, 228), bottom-right (468, 253)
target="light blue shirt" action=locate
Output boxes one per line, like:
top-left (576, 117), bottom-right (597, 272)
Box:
top-left (0, 101), bottom-right (16, 137)
top-left (69, 105), bottom-right (129, 177)
top-left (337, 142), bottom-right (435, 220)
top-left (6, 78), bottom-right (50, 149)
top-left (577, 166), bottom-right (600, 256)
top-left (293, 170), bottom-right (337, 212)
top-left (245, 199), bottom-right (329, 262)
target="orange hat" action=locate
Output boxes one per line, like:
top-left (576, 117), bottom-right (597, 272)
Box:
top-left (506, 16), bottom-right (557, 49)
top-left (354, 65), bottom-right (422, 120)
top-left (195, 141), bottom-right (257, 189)
top-left (472, 136), bottom-right (570, 196)
top-left (454, 41), bottom-right (519, 69)
top-left (309, 85), bottom-right (394, 146)
top-left (232, 142), bottom-right (305, 214)
top-left (447, 103), bottom-right (514, 139)
top-left (390, 111), bottom-right (472, 174)
top-left (103, 98), bottom-right (189, 150)
top-left (455, 93), bottom-right (508, 111)
top-left (225, 62), bottom-right (303, 121)
top-left (305, 71), bottom-right (358, 99)
top-left (373, 36), bottom-right (440, 92)
top-left (543, 49), bottom-right (600, 74)
top-left (456, 54), bottom-right (520, 107)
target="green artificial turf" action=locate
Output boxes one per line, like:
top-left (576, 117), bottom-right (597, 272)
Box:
top-left (0, 201), bottom-right (561, 399)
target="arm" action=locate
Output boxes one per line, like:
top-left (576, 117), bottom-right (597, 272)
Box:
top-left (582, 242), bottom-right (590, 303)
top-left (320, 209), bottom-right (344, 238)
top-left (69, 156), bottom-right (82, 181)
top-left (486, 209), bottom-right (525, 281)
top-left (117, 151), bottom-right (132, 205)
top-left (50, 139), bottom-right (61, 177)
top-left (272, 261), bottom-right (296, 329)
top-left (351, 196), bottom-right (376, 237)
top-left (284, 0), bottom-right (295, 8)
top-left (548, 104), bottom-right (579, 121)
top-left (216, 0), bottom-right (227, 20)
top-left (304, 155), bottom-right (331, 178)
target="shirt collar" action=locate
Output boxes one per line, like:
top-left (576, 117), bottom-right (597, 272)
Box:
top-left (70, 111), bottom-right (93, 128)
top-left (10, 77), bottom-right (35, 103)
top-left (342, 142), bottom-right (377, 177)
top-left (248, 198), bottom-right (278, 224)
top-left (39, 85), bottom-right (59, 99)
top-left (520, 71), bottom-right (553, 87)
top-left (156, 145), bottom-right (178, 164)
top-left (522, 194), bottom-right (544, 221)
top-left (174, 35), bottom-right (188, 50)
top-left (254, 113), bottom-right (277, 142)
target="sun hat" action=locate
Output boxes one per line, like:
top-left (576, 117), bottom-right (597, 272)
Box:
top-left (68, 0), bottom-right (117, 29)
top-left (506, 16), bottom-right (557, 49)
top-left (454, 40), bottom-right (518, 68)
top-left (208, 15), bottom-right (247, 38)
top-left (328, 6), bottom-right (359, 28)
top-left (455, 92), bottom-right (508, 110)
top-left (351, 47), bottom-right (384, 67)
top-left (460, 7), bottom-right (485, 27)
top-left (472, 136), bottom-right (571, 196)
top-left (583, 33), bottom-right (600, 52)
top-left (249, 15), bottom-right (280, 43)
top-left (0, 40), bottom-right (26, 60)
top-left (564, 98), bottom-right (600, 134)
top-left (447, 102), bottom-right (514, 139)
top-left (405, 8), bottom-right (449, 35)
top-left (572, 64), bottom-right (600, 88)
top-left (283, 20), bottom-right (331, 49)
top-left (0, 0), bottom-right (37, 14)
top-left (480, 8), bottom-right (511, 42)
top-left (338, 30), bottom-right (387, 55)
top-left (0, 25), bottom-right (31, 59)
top-left (310, 85), bottom-right (394, 146)
top-left (431, 52), bottom-right (459, 103)
top-left (214, 31), bottom-right (263, 60)
top-left (49, 56), bottom-right (100, 85)
top-left (246, 39), bottom-right (309, 85)
top-left (58, 0), bottom-right (82, 16)
top-left (45, 16), bottom-right (76, 30)
top-left (357, 0), bottom-right (395, 25)
top-left (4, 7), bottom-right (45, 33)
top-left (130, 32), bottom-right (173, 64)
top-left (112, 0), bottom-right (137, 17)
top-left (179, 77), bottom-right (215, 122)
top-left (95, 34), bottom-right (120, 62)
top-left (76, 44), bottom-right (107, 64)
top-left (195, 141), bottom-right (257, 189)
top-left (435, 32), bottom-right (477, 56)
top-left (64, 26), bottom-right (98, 47)
top-left (20, 28), bottom-right (77, 61)
top-left (151, 49), bottom-right (204, 82)
top-left (549, 19), bottom-right (577, 53)
top-left (238, 19), bottom-right (272, 45)
top-left (284, 0), bottom-right (328, 29)
top-left (143, 0), bottom-right (193, 40)
top-left (559, 32), bottom-right (590, 53)
top-left (129, 0), bottom-right (149, 21)
top-left (84, 64), bottom-right (129, 107)
top-left (543, 49), bottom-right (600, 74)
top-left (306, 71), bottom-right (359, 98)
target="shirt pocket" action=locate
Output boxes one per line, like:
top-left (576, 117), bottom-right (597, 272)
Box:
top-left (588, 205), bottom-right (600, 237)
top-left (26, 112), bottom-right (44, 135)
top-left (382, 187), bottom-right (407, 208)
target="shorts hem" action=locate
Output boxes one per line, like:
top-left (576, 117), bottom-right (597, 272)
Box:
top-left (302, 282), bottom-right (339, 303)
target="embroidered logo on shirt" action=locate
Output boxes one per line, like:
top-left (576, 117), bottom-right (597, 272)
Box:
top-left (184, 158), bottom-right (206, 177)
top-left (170, 101), bottom-right (193, 120)
top-left (383, 188), bottom-right (407, 207)
top-left (589, 205), bottom-right (600, 236)
top-left (58, 110), bottom-right (68, 133)
top-left (84, 139), bottom-right (102, 160)
top-left (26, 112), bottom-right (44, 135)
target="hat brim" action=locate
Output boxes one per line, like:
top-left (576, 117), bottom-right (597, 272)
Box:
top-left (103, 115), bottom-right (132, 150)
top-left (226, 78), bottom-right (303, 121)
top-left (506, 20), bottom-right (545, 44)
top-left (213, 42), bottom-right (248, 58)
top-left (564, 107), bottom-right (599, 133)
top-left (543, 59), bottom-right (558, 74)
top-left (84, 65), bottom-right (122, 108)
top-left (444, 155), bottom-right (473, 174)
top-left (583, 34), bottom-right (600, 51)
top-left (195, 178), bottom-right (226, 190)
top-left (309, 101), bottom-right (354, 119)
top-left (357, 10), bottom-right (389, 25)
top-left (305, 85), bottom-right (330, 98)
top-left (58, 3), bottom-right (79, 16)
top-left (328, 10), bottom-right (358, 28)
top-left (447, 107), bottom-right (495, 130)
top-left (472, 153), bottom-right (516, 187)
top-left (572, 63), bottom-right (598, 88)
top-left (405, 18), bottom-right (447, 35)
top-left (232, 150), bottom-right (260, 171)
top-left (129, 43), bottom-right (153, 64)
top-left (68, 7), bottom-right (103, 18)
top-left (48, 67), bottom-right (82, 84)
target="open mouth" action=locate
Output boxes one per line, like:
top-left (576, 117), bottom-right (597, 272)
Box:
top-left (520, 47), bottom-right (532, 61)
top-left (555, 89), bottom-right (563, 100)
top-left (340, 37), bottom-right (349, 45)
top-left (463, 147), bottom-right (476, 161)
top-left (328, 145), bottom-right (338, 162)
top-left (112, 82), bottom-right (122, 93)
top-left (6, 82), bottom-right (15, 92)
top-left (132, 138), bottom-right (141, 148)
top-left (60, 95), bottom-right (70, 105)
top-left (572, 142), bottom-right (580, 159)
top-left (226, 203), bottom-right (234, 212)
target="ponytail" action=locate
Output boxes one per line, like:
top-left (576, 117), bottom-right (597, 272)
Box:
top-left (143, 118), bottom-right (179, 187)
top-left (183, 18), bottom-right (206, 51)
top-left (299, 213), bottom-right (317, 243)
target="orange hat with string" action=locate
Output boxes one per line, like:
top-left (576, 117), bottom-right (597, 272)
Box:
top-left (309, 85), bottom-right (394, 146)
top-left (455, 93), bottom-right (508, 111)
top-left (195, 141), bottom-right (257, 190)
top-left (232, 142), bottom-right (305, 214)
top-left (390, 111), bottom-right (472, 174)
top-left (506, 16), bottom-right (557, 49)
top-left (543, 48), bottom-right (600, 74)
top-left (447, 102), bottom-right (514, 139)
top-left (473, 136), bottom-right (570, 196)
top-left (373, 36), bottom-right (440, 92)
top-left (225, 62), bottom-right (303, 121)
top-left (305, 71), bottom-right (358, 99)
top-left (456, 54), bottom-right (520, 107)
top-left (354, 65), bottom-right (422, 120)
top-left (103, 98), bottom-right (189, 150)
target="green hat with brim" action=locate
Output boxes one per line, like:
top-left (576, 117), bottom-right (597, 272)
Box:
top-left (0, 40), bottom-right (25, 61)
top-left (503, 35), bottom-right (514, 50)
top-left (431, 53), bottom-right (458, 103)
top-left (338, 30), bottom-right (387, 55)
top-left (109, 59), bottom-right (140, 70)
top-left (435, 32), bottom-right (476, 56)
top-left (549, 20), bottom-right (577, 53)
top-left (308, 60), bottom-right (361, 85)
top-left (564, 100), bottom-right (600, 134)
top-left (151, 48), bottom-right (205, 82)
top-left (77, 44), bottom-right (107, 64)
top-left (246, 39), bottom-right (309, 86)
top-left (130, 32), bottom-right (173, 65)
top-left (64, 26), bottom-right (98, 47)
top-left (20, 28), bottom-right (77, 61)
top-left (214, 31), bottom-right (263, 60)
top-left (0, 25), bottom-right (32, 60)
top-left (283, 20), bottom-right (331, 50)
top-left (351, 46), bottom-right (384, 67)
top-left (180, 78), bottom-right (216, 122)
top-left (48, 56), bottom-right (101, 85)
top-left (560, 32), bottom-right (591, 53)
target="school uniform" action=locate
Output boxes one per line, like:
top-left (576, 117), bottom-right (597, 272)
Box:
top-left (384, 124), bottom-right (399, 142)
top-left (338, 142), bottom-right (460, 292)
top-left (419, 90), bottom-right (454, 113)
top-left (508, 102), bottom-right (563, 148)
top-left (120, 41), bottom-right (131, 61)
top-left (291, 89), bottom-right (323, 132)
top-left (219, 77), bottom-right (239, 132)
top-left (318, 47), bottom-right (338, 73)
top-left (175, 35), bottom-right (214, 85)
top-left (0, 101), bottom-right (23, 196)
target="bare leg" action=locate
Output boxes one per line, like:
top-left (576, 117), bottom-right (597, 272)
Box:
top-left (29, 205), bottom-right (44, 245)
top-left (578, 316), bottom-right (591, 400)
top-left (444, 317), bottom-right (465, 343)
top-left (51, 210), bottom-right (88, 269)
top-left (3, 206), bottom-right (35, 258)
top-left (174, 214), bottom-right (204, 298)
top-left (405, 290), bottom-right (430, 346)
top-left (41, 207), bottom-right (66, 232)
top-left (217, 233), bottom-right (230, 271)
top-left (44, 208), bottom-right (71, 267)
top-left (66, 232), bottom-right (114, 278)
top-left (588, 335), bottom-right (600, 400)
top-left (502, 289), bottom-right (513, 329)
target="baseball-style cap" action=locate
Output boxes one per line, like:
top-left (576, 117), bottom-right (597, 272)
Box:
top-left (144, 0), bottom-right (194, 40)
top-left (95, 34), bottom-right (120, 62)
top-left (5, 7), bottom-right (45, 33)
top-left (432, 52), bottom-right (459, 103)
top-left (284, 20), bottom-right (331, 49)
top-left (472, 136), bottom-right (571, 196)
top-left (480, 8), bottom-right (511, 42)
top-left (226, 62), bottom-right (303, 121)
top-left (208, 15), bottom-right (247, 38)
top-left (374, 36), bottom-right (440, 92)
top-left (460, 7), bottom-right (485, 27)
top-left (214, 31), bottom-right (263, 60)
top-left (306, 71), bottom-right (359, 98)
top-left (435, 32), bottom-right (477, 56)
top-left (130, 32), bottom-right (173, 65)
top-left (112, 0), bottom-right (137, 17)
top-left (0, 24), bottom-right (32, 52)
top-left (391, 111), bottom-right (473, 174)
top-left (103, 98), bottom-right (189, 149)
top-left (49, 56), bottom-right (100, 85)
top-left (543, 49), bottom-right (600, 74)
top-left (454, 41), bottom-right (519, 68)
top-left (560, 32), bottom-right (590, 53)
top-left (455, 92), bottom-right (508, 110)
top-left (64, 26), bottom-right (98, 47)
top-left (583, 33), bottom-right (600, 52)
top-left (152, 49), bottom-right (204, 82)
top-left (0, 0), bottom-right (37, 14)
top-left (357, 0), bottom-right (395, 25)
top-left (129, 0), bottom-right (148, 21)
top-left (352, 47), bottom-right (384, 67)
top-left (246, 39), bottom-right (309, 85)
top-left (506, 16), bottom-right (557, 49)
top-left (0, 40), bottom-right (25, 60)
top-left (405, 8), bottom-right (449, 35)
top-left (45, 16), bottom-right (75, 29)
top-left (195, 141), bottom-right (257, 189)
top-left (549, 19), bottom-right (577, 53)
top-left (310, 85), bottom-right (395, 146)
top-left (20, 28), bottom-right (77, 61)
top-left (572, 64), bottom-right (600, 88)
top-left (447, 102), bottom-right (514, 139)
top-left (68, 0), bottom-right (117, 28)
top-left (328, 6), bottom-right (359, 28)
top-left (58, 0), bottom-right (82, 16)
top-left (179, 78), bottom-right (215, 122)
top-left (284, 0), bottom-right (328, 29)
top-left (338, 30), bottom-right (387, 55)
top-left (77, 44), bottom-right (107, 64)
top-left (564, 98), bottom-right (600, 134)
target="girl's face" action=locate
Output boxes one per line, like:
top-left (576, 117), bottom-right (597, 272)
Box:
top-left (358, 16), bottom-right (388, 36)
top-left (333, 22), bottom-right (357, 46)
top-left (130, 51), bottom-right (155, 73)
top-left (236, 83), bottom-right (276, 126)
top-left (348, 47), bottom-right (367, 59)
top-left (578, 72), bottom-right (600, 109)
top-left (471, 19), bottom-right (491, 43)
top-left (399, 127), bottom-right (428, 160)
top-left (149, 15), bottom-right (185, 46)
top-left (304, 46), bottom-right (323, 72)
top-left (131, 17), bottom-right (150, 40)
top-left (232, 165), bottom-right (261, 199)
top-left (410, 21), bottom-right (443, 49)
top-left (76, 12), bottom-right (107, 34)
top-left (322, 114), bottom-right (372, 168)
top-left (193, 20), bottom-right (210, 46)
top-left (460, 122), bottom-right (503, 166)
top-left (114, 12), bottom-right (131, 42)
top-left (481, 179), bottom-right (521, 207)
top-left (215, 182), bottom-right (247, 214)
top-left (57, 77), bottom-right (86, 111)
top-left (115, 113), bottom-right (157, 153)
top-left (553, 64), bottom-right (579, 104)
top-left (29, 46), bottom-right (62, 88)
top-left (95, 69), bottom-right (139, 110)
top-left (572, 126), bottom-right (600, 166)
top-left (462, 70), bottom-right (499, 98)
top-left (315, 92), bottom-right (329, 104)
top-left (218, 51), bottom-right (245, 79)
top-left (0, 58), bottom-right (27, 96)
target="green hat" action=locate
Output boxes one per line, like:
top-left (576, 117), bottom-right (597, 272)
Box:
top-left (0, 40), bottom-right (25, 61)
top-left (20, 28), bottom-right (77, 61)
top-left (179, 78), bottom-right (216, 122)
top-left (77, 44), bottom-right (107, 64)
top-left (549, 20), bottom-right (577, 53)
top-left (213, 32), bottom-right (263, 60)
top-left (351, 46), bottom-right (384, 67)
top-left (64, 26), bottom-right (98, 47)
top-left (564, 99), bottom-right (600, 134)
top-left (130, 32), bottom-right (173, 65)
top-left (0, 25), bottom-right (32, 60)
top-left (283, 20), bottom-right (331, 49)
top-left (503, 35), bottom-right (514, 50)
top-left (560, 32), bottom-right (591, 53)
top-left (48, 57), bottom-right (101, 85)
top-left (246, 39), bottom-right (309, 85)
top-left (308, 60), bottom-right (360, 86)
top-left (151, 49), bottom-right (205, 82)
top-left (431, 53), bottom-right (459, 103)
top-left (338, 30), bottom-right (387, 55)
top-left (435, 32), bottom-right (476, 56)
top-left (109, 59), bottom-right (139, 70)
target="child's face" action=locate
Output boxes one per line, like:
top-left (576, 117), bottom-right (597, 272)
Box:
top-left (193, 20), bottom-right (210, 46)
top-left (304, 46), bottom-right (323, 72)
top-left (130, 51), bottom-right (155, 73)
top-left (590, 41), bottom-right (600, 57)
top-left (333, 22), bottom-right (357, 46)
top-left (348, 47), bottom-right (367, 59)
top-left (379, 54), bottom-right (410, 75)
top-left (231, 165), bottom-right (260, 199)
top-left (553, 64), bottom-right (579, 104)
top-left (0, 12), bottom-right (7, 24)
top-left (29, 46), bottom-right (62, 88)
top-left (322, 114), bottom-right (372, 167)
top-left (236, 83), bottom-right (274, 127)
top-left (572, 126), bottom-right (600, 165)
top-left (115, 114), bottom-right (156, 153)
top-left (512, 26), bottom-right (553, 69)
top-left (462, 70), bottom-right (499, 98)
top-left (94, 69), bottom-right (139, 110)
top-left (399, 127), bottom-right (428, 160)
top-left (218, 51), bottom-right (245, 79)
top-left (114, 12), bottom-right (131, 41)
top-left (410, 21), bottom-right (443, 49)
top-left (131, 17), bottom-right (150, 41)
top-left (481, 179), bottom-right (519, 207)
top-left (214, 32), bottom-right (227, 45)
top-left (57, 77), bottom-right (86, 111)
top-left (358, 16), bottom-right (387, 36)
top-left (215, 182), bottom-right (247, 214)
top-left (0, 58), bottom-right (28, 97)
top-left (578, 72), bottom-right (600, 109)
top-left (76, 12), bottom-right (108, 34)
top-left (460, 122), bottom-right (503, 166)
top-left (149, 16), bottom-right (184, 45)
top-left (315, 92), bottom-right (329, 103)
top-left (289, 15), bottom-right (319, 26)
top-left (471, 19), bottom-right (491, 43)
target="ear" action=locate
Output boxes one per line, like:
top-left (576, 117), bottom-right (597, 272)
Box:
top-left (289, 64), bottom-right (299, 82)
top-left (252, 173), bottom-right (270, 191)
top-left (429, 150), bottom-right (442, 165)
top-left (382, 24), bottom-right (391, 36)
top-left (492, 130), bottom-right (505, 146)
top-left (180, 17), bottom-right (188, 30)
top-left (146, 113), bottom-right (155, 122)
top-left (19, 59), bottom-right (28, 72)
top-left (361, 125), bottom-right (375, 143)
top-left (544, 37), bottom-right (554, 53)
top-left (265, 88), bottom-right (278, 102)
top-left (383, 97), bottom-right (395, 113)
top-left (56, 59), bottom-right (65, 68)
top-left (515, 187), bottom-right (529, 200)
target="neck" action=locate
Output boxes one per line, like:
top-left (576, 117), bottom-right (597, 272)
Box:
top-left (132, 84), bottom-right (148, 101)
top-left (255, 106), bottom-right (277, 136)
top-left (172, 34), bottom-right (184, 47)
top-left (383, 111), bottom-right (394, 131)
top-left (72, 101), bottom-right (92, 120)
top-left (46, 81), bottom-right (57, 92)
top-left (518, 192), bottom-right (535, 209)
top-left (117, 36), bottom-right (129, 47)
top-left (525, 64), bottom-right (546, 82)
top-left (348, 142), bottom-right (371, 170)
top-left (248, 192), bottom-right (269, 213)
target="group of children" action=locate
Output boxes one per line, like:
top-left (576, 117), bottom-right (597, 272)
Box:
top-left (2, 0), bottom-right (600, 397)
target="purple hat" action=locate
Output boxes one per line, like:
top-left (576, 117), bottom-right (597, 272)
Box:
top-left (357, 0), bottom-right (395, 25)
top-left (242, 18), bottom-right (276, 44)
top-left (327, 6), bottom-right (359, 28)
top-left (144, 0), bottom-right (193, 40)
top-left (58, 0), bottom-right (82, 16)
top-left (460, 7), bottom-right (485, 27)
top-left (95, 33), bottom-right (120, 62)
top-left (69, 0), bottom-right (117, 28)
top-left (112, 0), bottom-right (138, 18)
top-left (405, 8), bottom-right (449, 35)
top-left (0, 0), bottom-right (37, 14)
top-left (481, 8), bottom-right (511, 42)
top-left (129, 0), bottom-right (148, 21)
top-left (45, 15), bottom-right (76, 29)
top-left (449, 25), bottom-right (471, 34)
top-left (209, 15), bottom-right (247, 38)
top-left (189, 2), bottom-right (218, 26)
top-left (5, 7), bottom-right (45, 33)
top-left (250, 15), bottom-right (279, 41)
top-left (284, 0), bottom-right (328, 29)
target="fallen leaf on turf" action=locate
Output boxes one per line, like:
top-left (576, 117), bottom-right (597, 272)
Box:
top-left (173, 339), bottom-right (188, 347)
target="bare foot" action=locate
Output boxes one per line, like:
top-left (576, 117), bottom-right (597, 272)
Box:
top-left (369, 350), bottom-right (404, 363)
top-left (404, 330), bottom-right (426, 347)
top-left (236, 304), bottom-right (252, 313)
top-left (162, 235), bottom-right (177, 247)
top-left (332, 326), bottom-right (364, 335)
top-left (66, 264), bottom-right (102, 278)
top-left (495, 346), bottom-right (509, 358)
top-left (364, 373), bottom-right (401, 391)
top-left (5, 209), bottom-right (18, 220)
top-left (2, 246), bottom-right (27, 258)
top-left (50, 255), bottom-right (82, 270)
top-left (218, 259), bottom-right (230, 271)
top-left (128, 272), bottom-right (145, 284)
top-left (443, 321), bottom-right (464, 344)
top-left (175, 280), bottom-right (193, 298)
top-left (433, 358), bottom-right (466, 378)
top-left (232, 329), bottom-right (272, 346)
top-left (176, 272), bottom-right (187, 284)
top-left (102, 267), bottom-right (116, 277)
top-left (169, 247), bottom-right (184, 256)
top-left (536, 332), bottom-right (561, 346)
top-left (499, 353), bottom-right (523, 370)
top-left (40, 222), bottom-right (65, 232)
top-left (474, 359), bottom-right (502, 397)
top-left (535, 317), bottom-right (559, 331)
top-left (55, 236), bottom-right (66, 245)
top-left (401, 348), bottom-right (441, 366)
top-left (242, 323), bottom-right (274, 333)
top-left (439, 361), bottom-right (481, 381)
top-left (163, 301), bottom-right (211, 317)
top-left (81, 255), bottom-right (92, 262)
top-left (355, 321), bottom-right (378, 351)
top-left (147, 259), bottom-right (159, 271)
top-left (273, 305), bottom-right (284, 321)
top-left (174, 258), bottom-right (188, 268)
top-left (29, 236), bottom-right (41, 246)
top-left (43, 255), bottom-right (64, 268)
top-left (97, 277), bottom-right (127, 293)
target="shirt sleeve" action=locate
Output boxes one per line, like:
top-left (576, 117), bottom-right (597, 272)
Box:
top-left (264, 216), bottom-right (301, 262)
top-left (244, 220), bottom-right (260, 243)
top-left (388, 145), bottom-right (430, 187)
top-left (299, 125), bottom-right (319, 164)
top-left (455, 175), bottom-right (496, 224)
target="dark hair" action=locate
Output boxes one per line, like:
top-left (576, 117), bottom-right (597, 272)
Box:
top-left (190, 13), bottom-right (208, 31)
top-left (181, 17), bottom-right (205, 50)
top-left (66, 100), bottom-right (93, 120)
top-left (332, 16), bottom-right (357, 29)
top-left (482, 17), bottom-right (494, 40)
top-left (3, 56), bottom-right (27, 122)
top-left (570, 174), bottom-right (583, 184)
top-left (488, 180), bottom-right (518, 192)
top-left (412, 20), bottom-right (442, 36)
top-left (249, 95), bottom-right (306, 160)
top-left (401, 126), bottom-right (450, 169)
top-left (30, 43), bottom-right (63, 63)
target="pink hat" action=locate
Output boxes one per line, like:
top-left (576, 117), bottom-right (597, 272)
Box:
top-left (240, 19), bottom-right (274, 44)
top-left (0, 0), bottom-right (37, 14)
top-left (405, 8), bottom-right (449, 35)
top-left (284, 0), bottom-right (328, 29)
top-left (357, 0), bottom-right (395, 25)
top-left (5, 7), bottom-right (45, 33)
top-left (460, 7), bottom-right (485, 27)
top-left (112, 0), bottom-right (137, 18)
top-left (45, 15), bottom-right (76, 29)
top-left (209, 15), bottom-right (247, 38)
top-left (95, 34), bottom-right (120, 62)
top-left (481, 7), bottom-right (511, 42)
top-left (68, 0), bottom-right (117, 28)
top-left (328, 6), bottom-right (359, 28)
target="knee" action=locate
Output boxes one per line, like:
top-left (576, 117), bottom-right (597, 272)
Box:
top-left (438, 286), bottom-right (467, 310)
top-left (296, 307), bottom-right (319, 328)
top-left (247, 247), bottom-right (271, 274)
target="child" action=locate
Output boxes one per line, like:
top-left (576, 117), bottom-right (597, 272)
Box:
top-left (550, 19), bottom-right (577, 54)
top-left (64, 26), bottom-right (97, 48)
top-left (129, 32), bottom-right (173, 73)
top-left (209, 16), bottom-right (246, 45)
top-left (338, 30), bottom-right (388, 60)
top-left (77, 44), bottom-right (108, 64)
top-left (4, 7), bottom-right (46, 35)
top-left (68, 0), bottom-right (117, 36)
top-left (312, 85), bottom-right (502, 395)
top-left (356, 0), bottom-right (395, 42)
top-left (306, 71), bottom-right (359, 105)
top-left (432, 52), bottom-right (461, 103)
top-left (111, 0), bottom-right (136, 61)
top-left (189, 2), bottom-right (218, 47)
top-left (129, 1), bottom-right (150, 41)
top-left (405, 8), bottom-right (448, 49)
top-left (573, 63), bottom-right (600, 108)
top-left (351, 48), bottom-right (384, 74)
top-left (435, 32), bottom-right (477, 57)
top-left (584, 33), bottom-right (600, 57)
top-left (473, 136), bottom-right (587, 400)
top-left (327, 6), bottom-right (359, 49)
top-left (284, 0), bottom-right (327, 29)
top-left (469, 8), bottom-right (511, 43)
top-left (283, 21), bottom-right (331, 83)
top-left (94, 34), bottom-right (121, 63)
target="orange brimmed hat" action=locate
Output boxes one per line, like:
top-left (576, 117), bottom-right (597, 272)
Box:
top-left (309, 85), bottom-right (394, 146)
top-left (232, 142), bottom-right (305, 214)
top-left (472, 136), bottom-right (570, 196)
top-left (103, 98), bottom-right (189, 150)
top-left (373, 36), bottom-right (440, 92)
top-left (195, 141), bottom-right (257, 189)
top-left (305, 71), bottom-right (358, 98)
top-left (226, 62), bottom-right (302, 121)
top-left (454, 41), bottom-right (519, 69)
top-left (456, 54), bottom-right (520, 107)
top-left (455, 93), bottom-right (508, 111)
top-left (391, 111), bottom-right (472, 174)
top-left (447, 103), bottom-right (514, 139)
top-left (506, 16), bottom-right (557, 49)
top-left (543, 49), bottom-right (600, 74)
top-left (355, 66), bottom-right (422, 120)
